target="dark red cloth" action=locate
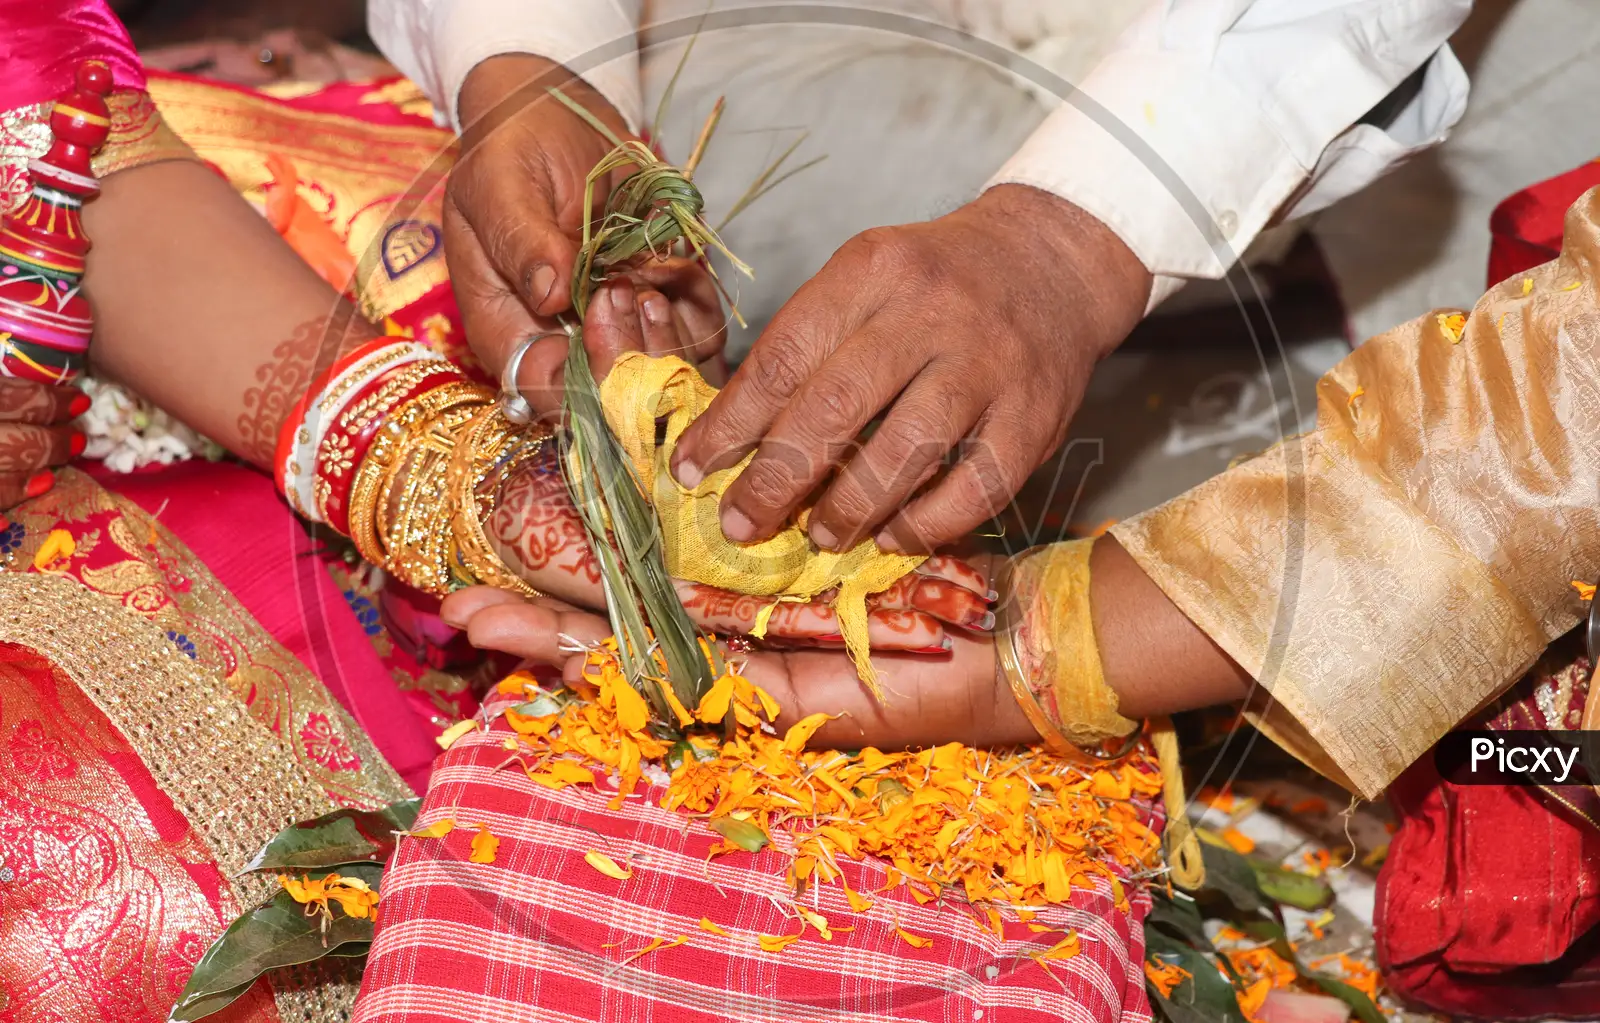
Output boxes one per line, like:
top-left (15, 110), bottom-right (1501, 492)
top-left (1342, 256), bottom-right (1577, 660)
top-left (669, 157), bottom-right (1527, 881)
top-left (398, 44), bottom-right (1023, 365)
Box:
top-left (1376, 652), bottom-right (1600, 1018)
top-left (1488, 159), bottom-right (1600, 287)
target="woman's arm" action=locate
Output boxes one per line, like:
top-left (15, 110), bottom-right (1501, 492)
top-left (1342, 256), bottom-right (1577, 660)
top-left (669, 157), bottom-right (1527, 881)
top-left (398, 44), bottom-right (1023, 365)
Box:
top-left (83, 159), bottom-right (377, 465)
top-left (443, 533), bottom-right (1253, 750)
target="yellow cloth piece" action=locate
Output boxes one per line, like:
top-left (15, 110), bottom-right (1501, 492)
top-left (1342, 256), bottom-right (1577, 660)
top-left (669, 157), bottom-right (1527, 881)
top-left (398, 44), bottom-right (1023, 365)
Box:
top-left (599, 352), bottom-right (926, 695)
top-left (1114, 187), bottom-right (1600, 799)
top-left (1004, 540), bottom-right (1139, 748)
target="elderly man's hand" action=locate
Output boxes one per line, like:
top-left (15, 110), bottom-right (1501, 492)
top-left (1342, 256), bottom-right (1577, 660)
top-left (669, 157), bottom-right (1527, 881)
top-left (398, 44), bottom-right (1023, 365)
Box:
top-left (448, 54), bottom-right (726, 409)
top-left (669, 184), bottom-right (1151, 553)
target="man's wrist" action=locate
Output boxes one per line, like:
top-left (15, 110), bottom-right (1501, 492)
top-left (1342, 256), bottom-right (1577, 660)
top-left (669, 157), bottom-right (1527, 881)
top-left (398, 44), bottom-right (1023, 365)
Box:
top-left (974, 184), bottom-right (1153, 360)
top-left (458, 53), bottom-right (629, 145)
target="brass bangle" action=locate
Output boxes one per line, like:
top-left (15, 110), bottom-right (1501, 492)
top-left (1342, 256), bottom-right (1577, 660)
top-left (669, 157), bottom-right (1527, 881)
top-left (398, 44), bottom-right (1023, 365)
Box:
top-left (994, 551), bottom-right (1079, 759)
top-left (444, 405), bottom-right (547, 599)
top-left (345, 382), bottom-right (492, 567)
top-left (994, 544), bottom-right (1143, 760)
top-left (385, 405), bottom-right (480, 594)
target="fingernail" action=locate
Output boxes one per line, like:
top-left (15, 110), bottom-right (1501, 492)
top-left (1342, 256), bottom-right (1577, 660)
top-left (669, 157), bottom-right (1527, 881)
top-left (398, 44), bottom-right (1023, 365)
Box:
top-left (810, 522), bottom-right (839, 551)
top-left (986, 589), bottom-right (999, 602)
top-left (643, 295), bottom-right (672, 327)
top-left (974, 610), bottom-right (996, 631)
top-left (721, 505), bottom-right (756, 543)
top-left (874, 528), bottom-right (904, 553)
top-left (673, 455), bottom-right (704, 489)
top-left (941, 636), bottom-right (954, 651)
top-left (68, 431), bottom-right (86, 457)
top-left (25, 470), bottom-right (54, 498)
top-left (67, 391), bottom-right (90, 418)
top-left (439, 609), bottom-right (466, 630)
top-left (526, 264), bottom-right (557, 311)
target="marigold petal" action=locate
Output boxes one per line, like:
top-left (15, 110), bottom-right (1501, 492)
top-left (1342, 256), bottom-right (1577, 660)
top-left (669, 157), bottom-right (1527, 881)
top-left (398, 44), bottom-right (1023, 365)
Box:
top-left (695, 675), bottom-right (736, 723)
top-left (585, 850), bottom-right (633, 880)
top-left (843, 884), bottom-right (874, 913)
top-left (781, 712), bottom-right (833, 753)
top-left (401, 818), bottom-right (455, 839)
top-left (758, 932), bottom-right (801, 953)
top-left (698, 917), bottom-right (731, 937)
top-left (469, 824), bottom-right (499, 864)
top-left (895, 927), bottom-right (933, 949)
top-left (436, 719), bottom-right (478, 750)
top-left (32, 529), bottom-right (75, 573)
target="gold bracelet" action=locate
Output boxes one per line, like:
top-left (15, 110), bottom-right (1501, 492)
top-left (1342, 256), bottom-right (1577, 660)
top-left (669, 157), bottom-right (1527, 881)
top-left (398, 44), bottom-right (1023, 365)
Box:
top-left (444, 405), bottom-right (548, 598)
top-left (994, 540), bottom-right (1140, 756)
top-left (346, 382), bottom-right (491, 567)
top-left (385, 405), bottom-right (481, 595)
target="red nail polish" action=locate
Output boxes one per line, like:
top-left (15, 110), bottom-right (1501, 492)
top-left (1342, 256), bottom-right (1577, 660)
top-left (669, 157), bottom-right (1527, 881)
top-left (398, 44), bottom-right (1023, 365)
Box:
top-left (67, 392), bottom-right (91, 418)
top-left (25, 470), bottom-right (54, 498)
top-left (68, 431), bottom-right (86, 457)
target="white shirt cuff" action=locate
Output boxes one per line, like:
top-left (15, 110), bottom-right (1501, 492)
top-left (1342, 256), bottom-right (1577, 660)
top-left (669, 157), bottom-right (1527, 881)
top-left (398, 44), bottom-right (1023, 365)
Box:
top-left (986, 49), bottom-right (1308, 313)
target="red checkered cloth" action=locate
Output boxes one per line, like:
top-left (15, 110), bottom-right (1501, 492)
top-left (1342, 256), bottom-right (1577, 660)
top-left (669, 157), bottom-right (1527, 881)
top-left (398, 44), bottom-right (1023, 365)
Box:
top-left (354, 695), bottom-right (1156, 1023)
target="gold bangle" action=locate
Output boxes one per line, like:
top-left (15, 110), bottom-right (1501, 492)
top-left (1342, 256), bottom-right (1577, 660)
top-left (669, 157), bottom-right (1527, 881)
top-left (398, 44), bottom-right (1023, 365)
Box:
top-left (444, 405), bottom-right (548, 598)
top-left (994, 541), bottom-right (1140, 757)
top-left (345, 382), bottom-right (491, 566)
top-left (385, 405), bottom-right (480, 594)
top-left (995, 551), bottom-right (1080, 758)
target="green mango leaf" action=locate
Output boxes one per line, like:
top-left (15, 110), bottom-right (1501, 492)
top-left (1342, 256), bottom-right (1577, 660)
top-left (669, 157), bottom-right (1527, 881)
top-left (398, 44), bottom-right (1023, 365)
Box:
top-left (170, 884), bottom-right (376, 1020)
top-left (708, 816), bottom-right (769, 852)
top-left (1252, 862), bottom-right (1334, 912)
top-left (241, 799), bottom-right (420, 873)
top-left (512, 693), bottom-right (566, 718)
top-left (1301, 969), bottom-right (1385, 1023)
top-left (1197, 842), bottom-right (1274, 919)
top-left (1145, 929), bottom-right (1248, 1023)
top-left (1146, 892), bottom-right (1214, 952)
top-left (166, 980), bottom-right (256, 1022)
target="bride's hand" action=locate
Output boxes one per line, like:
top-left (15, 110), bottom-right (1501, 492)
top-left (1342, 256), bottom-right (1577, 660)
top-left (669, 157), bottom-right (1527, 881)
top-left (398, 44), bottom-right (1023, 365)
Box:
top-left (436, 593), bottom-right (1036, 750)
top-left (473, 439), bottom-right (992, 651)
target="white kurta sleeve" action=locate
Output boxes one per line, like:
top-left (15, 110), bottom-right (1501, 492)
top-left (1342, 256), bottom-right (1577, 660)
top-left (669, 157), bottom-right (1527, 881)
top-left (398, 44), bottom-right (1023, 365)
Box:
top-left (986, 0), bottom-right (1473, 309)
top-left (368, 0), bottom-right (644, 133)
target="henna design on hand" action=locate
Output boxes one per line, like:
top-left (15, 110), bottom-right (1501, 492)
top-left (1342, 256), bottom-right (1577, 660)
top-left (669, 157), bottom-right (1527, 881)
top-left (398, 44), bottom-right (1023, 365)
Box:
top-left (0, 379), bottom-right (60, 424)
top-left (0, 424), bottom-right (49, 473)
top-left (489, 443), bottom-right (601, 587)
top-left (235, 306), bottom-right (370, 467)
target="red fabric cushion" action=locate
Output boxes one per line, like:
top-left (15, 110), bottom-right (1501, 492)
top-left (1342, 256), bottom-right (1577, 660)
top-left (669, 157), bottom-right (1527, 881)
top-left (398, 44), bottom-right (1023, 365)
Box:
top-left (354, 694), bottom-right (1155, 1022)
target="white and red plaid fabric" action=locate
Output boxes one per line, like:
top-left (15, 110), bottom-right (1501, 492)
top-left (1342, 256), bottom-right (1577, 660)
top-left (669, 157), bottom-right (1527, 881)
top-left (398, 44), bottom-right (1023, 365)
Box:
top-left (354, 696), bottom-right (1156, 1023)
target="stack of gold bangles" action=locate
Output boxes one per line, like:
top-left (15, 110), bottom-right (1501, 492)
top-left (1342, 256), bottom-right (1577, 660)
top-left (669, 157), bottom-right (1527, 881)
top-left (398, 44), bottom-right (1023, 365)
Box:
top-left (274, 337), bottom-right (547, 598)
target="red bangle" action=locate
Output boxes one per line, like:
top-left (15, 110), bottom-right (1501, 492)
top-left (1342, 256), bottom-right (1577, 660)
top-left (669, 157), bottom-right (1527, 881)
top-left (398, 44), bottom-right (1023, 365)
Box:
top-left (314, 362), bottom-right (470, 534)
top-left (273, 334), bottom-right (397, 499)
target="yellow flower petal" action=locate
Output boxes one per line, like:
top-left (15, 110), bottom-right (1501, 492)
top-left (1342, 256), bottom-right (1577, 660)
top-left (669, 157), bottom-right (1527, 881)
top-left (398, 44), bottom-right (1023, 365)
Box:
top-left (698, 917), bottom-right (731, 937)
top-left (616, 935), bottom-right (688, 966)
top-left (401, 818), bottom-right (456, 839)
top-left (32, 529), bottom-right (75, 573)
top-left (758, 932), bottom-right (801, 953)
top-left (781, 712), bottom-right (833, 754)
top-left (1346, 385), bottom-right (1364, 409)
top-left (1573, 580), bottom-right (1596, 602)
top-left (584, 850), bottom-right (633, 880)
top-left (843, 884), bottom-right (874, 913)
top-left (1563, 280), bottom-right (1583, 291)
top-left (895, 927), bottom-right (933, 949)
top-left (436, 719), bottom-right (478, 750)
top-left (795, 905), bottom-right (832, 941)
top-left (1220, 827), bottom-right (1256, 854)
top-left (1037, 932), bottom-right (1081, 960)
top-left (469, 824), bottom-right (499, 864)
top-left (1436, 311), bottom-right (1467, 344)
top-left (609, 676), bottom-right (650, 735)
top-left (695, 674), bottom-right (735, 723)
top-left (1522, 277), bottom-right (1534, 296)
top-left (496, 672), bottom-right (536, 697)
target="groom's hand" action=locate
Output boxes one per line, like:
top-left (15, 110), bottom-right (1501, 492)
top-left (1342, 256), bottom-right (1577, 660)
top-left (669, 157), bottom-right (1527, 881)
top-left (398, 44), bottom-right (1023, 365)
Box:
top-left (448, 55), bottom-right (725, 410)
top-left (670, 185), bottom-right (1151, 554)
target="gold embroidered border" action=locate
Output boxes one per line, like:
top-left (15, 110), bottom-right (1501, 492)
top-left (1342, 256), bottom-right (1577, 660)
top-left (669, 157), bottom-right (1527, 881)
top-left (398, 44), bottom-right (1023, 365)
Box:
top-left (0, 573), bottom-right (360, 1022)
top-left (0, 573), bottom-right (335, 895)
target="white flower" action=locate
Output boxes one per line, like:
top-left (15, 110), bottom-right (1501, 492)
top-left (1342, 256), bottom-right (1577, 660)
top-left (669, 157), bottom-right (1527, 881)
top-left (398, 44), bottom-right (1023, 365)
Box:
top-left (78, 377), bottom-right (223, 472)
